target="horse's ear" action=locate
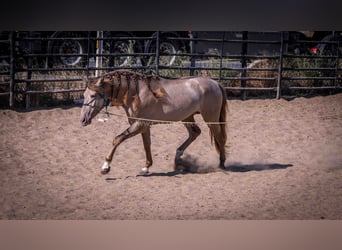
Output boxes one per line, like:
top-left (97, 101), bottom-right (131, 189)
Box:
top-left (95, 76), bottom-right (104, 87)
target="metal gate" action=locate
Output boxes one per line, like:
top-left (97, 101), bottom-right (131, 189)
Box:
top-left (0, 31), bottom-right (341, 108)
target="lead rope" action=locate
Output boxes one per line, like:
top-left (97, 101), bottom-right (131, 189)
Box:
top-left (96, 104), bottom-right (342, 126)
top-left (97, 107), bottom-right (229, 125)
top-left (104, 101), bottom-right (110, 118)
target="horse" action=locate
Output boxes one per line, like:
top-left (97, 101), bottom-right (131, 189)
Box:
top-left (80, 69), bottom-right (227, 175)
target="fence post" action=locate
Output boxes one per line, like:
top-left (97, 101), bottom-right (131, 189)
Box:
top-left (95, 31), bottom-right (103, 77)
top-left (276, 31), bottom-right (284, 99)
top-left (333, 31), bottom-right (339, 90)
top-left (9, 31), bottom-right (15, 107)
top-left (189, 31), bottom-right (195, 76)
top-left (155, 31), bottom-right (160, 76)
top-left (219, 32), bottom-right (225, 82)
top-left (86, 31), bottom-right (91, 79)
top-left (241, 31), bottom-right (248, 100)
top-left (26, 32), bottom-right (34, 108)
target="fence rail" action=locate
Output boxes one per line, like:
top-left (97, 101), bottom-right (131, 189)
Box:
top-left (0, 31), bottom-right (341, 108)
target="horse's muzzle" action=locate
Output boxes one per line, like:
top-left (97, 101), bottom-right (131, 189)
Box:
top-left (80, 108), bottom-right (92, 126)
top-left (81, 117), bottom-right (91, 126)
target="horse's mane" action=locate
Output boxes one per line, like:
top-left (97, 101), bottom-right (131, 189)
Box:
top-left (102, 70), bottom-right (161, 82)
top-left (96, 70), bottom-right (165, 103)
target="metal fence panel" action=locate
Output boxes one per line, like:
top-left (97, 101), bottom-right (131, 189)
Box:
top-left (0, 31), bottom-right (341, 107)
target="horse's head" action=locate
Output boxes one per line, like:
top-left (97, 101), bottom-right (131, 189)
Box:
top-left (80, 76), bottom-right (106, 126)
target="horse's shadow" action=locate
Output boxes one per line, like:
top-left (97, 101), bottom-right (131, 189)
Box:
top-left (135, 156), bottom-right (293, 178)
top-left (225, 163), bottom-right (293, 172)
top-left (105, 156), bottom-right (293, 180)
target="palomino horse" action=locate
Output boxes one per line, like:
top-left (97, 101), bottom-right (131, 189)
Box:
top-left (80, 70), bottom-right (227, 175)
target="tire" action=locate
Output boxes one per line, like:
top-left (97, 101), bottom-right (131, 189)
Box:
top-left (316, 34), bottom-right (342, 56)
top-left (143, 32), bottom-right (182, 67)
top-left (102, 32), bottom-right (142, 69)
top-left (49, 32), bottom-right (88, 67)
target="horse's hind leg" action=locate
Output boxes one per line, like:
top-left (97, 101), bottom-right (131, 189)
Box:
top-left (101, 122), bottom-right (146, 174)
top-left (208, 124), bottom-right (226, 169)
top-left (175, 115), bottom-right (201, 170)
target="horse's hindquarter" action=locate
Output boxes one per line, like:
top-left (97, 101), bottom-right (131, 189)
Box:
top-left (138, 77), bottom-right (222, 122)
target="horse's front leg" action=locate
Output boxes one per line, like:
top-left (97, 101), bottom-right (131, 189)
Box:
top-left (140, 127), bottom-right (153, 175)
top-left (101, 122), bottom-right (145, 174)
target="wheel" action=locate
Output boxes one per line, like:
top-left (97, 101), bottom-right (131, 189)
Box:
top-left (312, 33), bottom-right (342, 56)
top-left (102, 32), bottom-right (142, 69)
top-left (319, 39), bottom-right (342, 56)
top-left (159, 41), bottom-right (178, 66)
top-left (144, 40), bottom-right (179, 67)
top-left (143, 33), bottom-right (182, 67)
top-left (49, 32), bottom-right (87, 67)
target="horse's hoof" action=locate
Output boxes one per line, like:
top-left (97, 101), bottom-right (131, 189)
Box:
top-left (101, 161), bottom-right (111, 175)
top-left (175, 169), bottom-right (185, 174)
top-left (138, 167), bottom-right (150, 176)
top-left (138, 171), bottom-right (151, 176)
top-left (101, 167), bottom-right (111, 175)
top-left (219, 165), bottom-right (227, 170)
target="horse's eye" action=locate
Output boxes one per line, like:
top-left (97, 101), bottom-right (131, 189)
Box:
top-left (90, 94), bottom-right (96, 98)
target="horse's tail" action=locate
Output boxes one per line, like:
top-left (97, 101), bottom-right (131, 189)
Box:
top-left (210, 83), bottom-right (227, 153)
top-left (218, 84), bottom-right (228, 147)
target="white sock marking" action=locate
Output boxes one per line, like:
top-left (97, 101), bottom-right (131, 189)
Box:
top-left (102, 161), bottom-right (110, 171)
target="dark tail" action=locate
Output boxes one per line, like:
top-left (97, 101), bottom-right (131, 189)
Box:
top-left (210, 83), bottom-right (228, 153)
top-left (218, 84), bottom-right (227, 149)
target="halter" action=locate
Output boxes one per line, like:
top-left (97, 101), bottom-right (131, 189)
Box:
top-left (83, 93), bottom-right (110, 117)
top-left (83, 71), bottom-right (141, 117)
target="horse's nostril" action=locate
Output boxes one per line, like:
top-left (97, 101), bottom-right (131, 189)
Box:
top-left (81, 117), bottom-right (91, 126)
top-left (81, 118), bottom-right (87, 126)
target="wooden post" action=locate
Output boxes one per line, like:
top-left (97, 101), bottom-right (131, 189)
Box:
top-left (95, 31), bottom-right (103, 77)
top-left (155, 31), bottom-right (160, 76)
top-left (26, 31), bottom-right (33, 108)
top-left (9, 31), bottom-right (15, 107)
top-left (189, 30), bottom-right (195, 76)
top-left (276, 31), bottom-right (284, 99)
top-left (241, 31), bottom-right (248, 100)
top-left (86, 31), bottom-right (91, 79)
top-left (219, 32), bottom-right (225, 82)
top-left (333, 31), bottom-right (339, 91)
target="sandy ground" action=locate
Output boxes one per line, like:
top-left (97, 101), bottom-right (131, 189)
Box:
top-left (1, 94), bottom-right (342, 219)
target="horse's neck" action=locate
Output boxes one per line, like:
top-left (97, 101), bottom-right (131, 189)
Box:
top-left (104, 71), bottom-right (164, 108)
top-left (107, 73), bottom-right (139, 107)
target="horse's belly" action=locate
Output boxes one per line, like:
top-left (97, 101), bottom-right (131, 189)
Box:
top-left (160, 96), bottom-right (200, 121)
top-left (139, 96), bottom-right (199, 122)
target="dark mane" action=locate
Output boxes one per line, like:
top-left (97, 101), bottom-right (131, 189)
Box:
top-left (87, 70), bottom-right (164, 101)
top-left (102, 70), bottom-right (161, 82)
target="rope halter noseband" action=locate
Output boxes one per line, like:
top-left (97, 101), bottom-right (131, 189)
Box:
top-left (83, 89), bottom-right (111, 117)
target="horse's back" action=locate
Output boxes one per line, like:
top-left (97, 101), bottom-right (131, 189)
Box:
top-left (136, 76), bottom-right (224, 122)
top-left (167, 76), bottom-right (223, 104)
top-left (164, 76), bottom-right (222, 96)
top-left (162, 77), bottom-right (223, 118)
